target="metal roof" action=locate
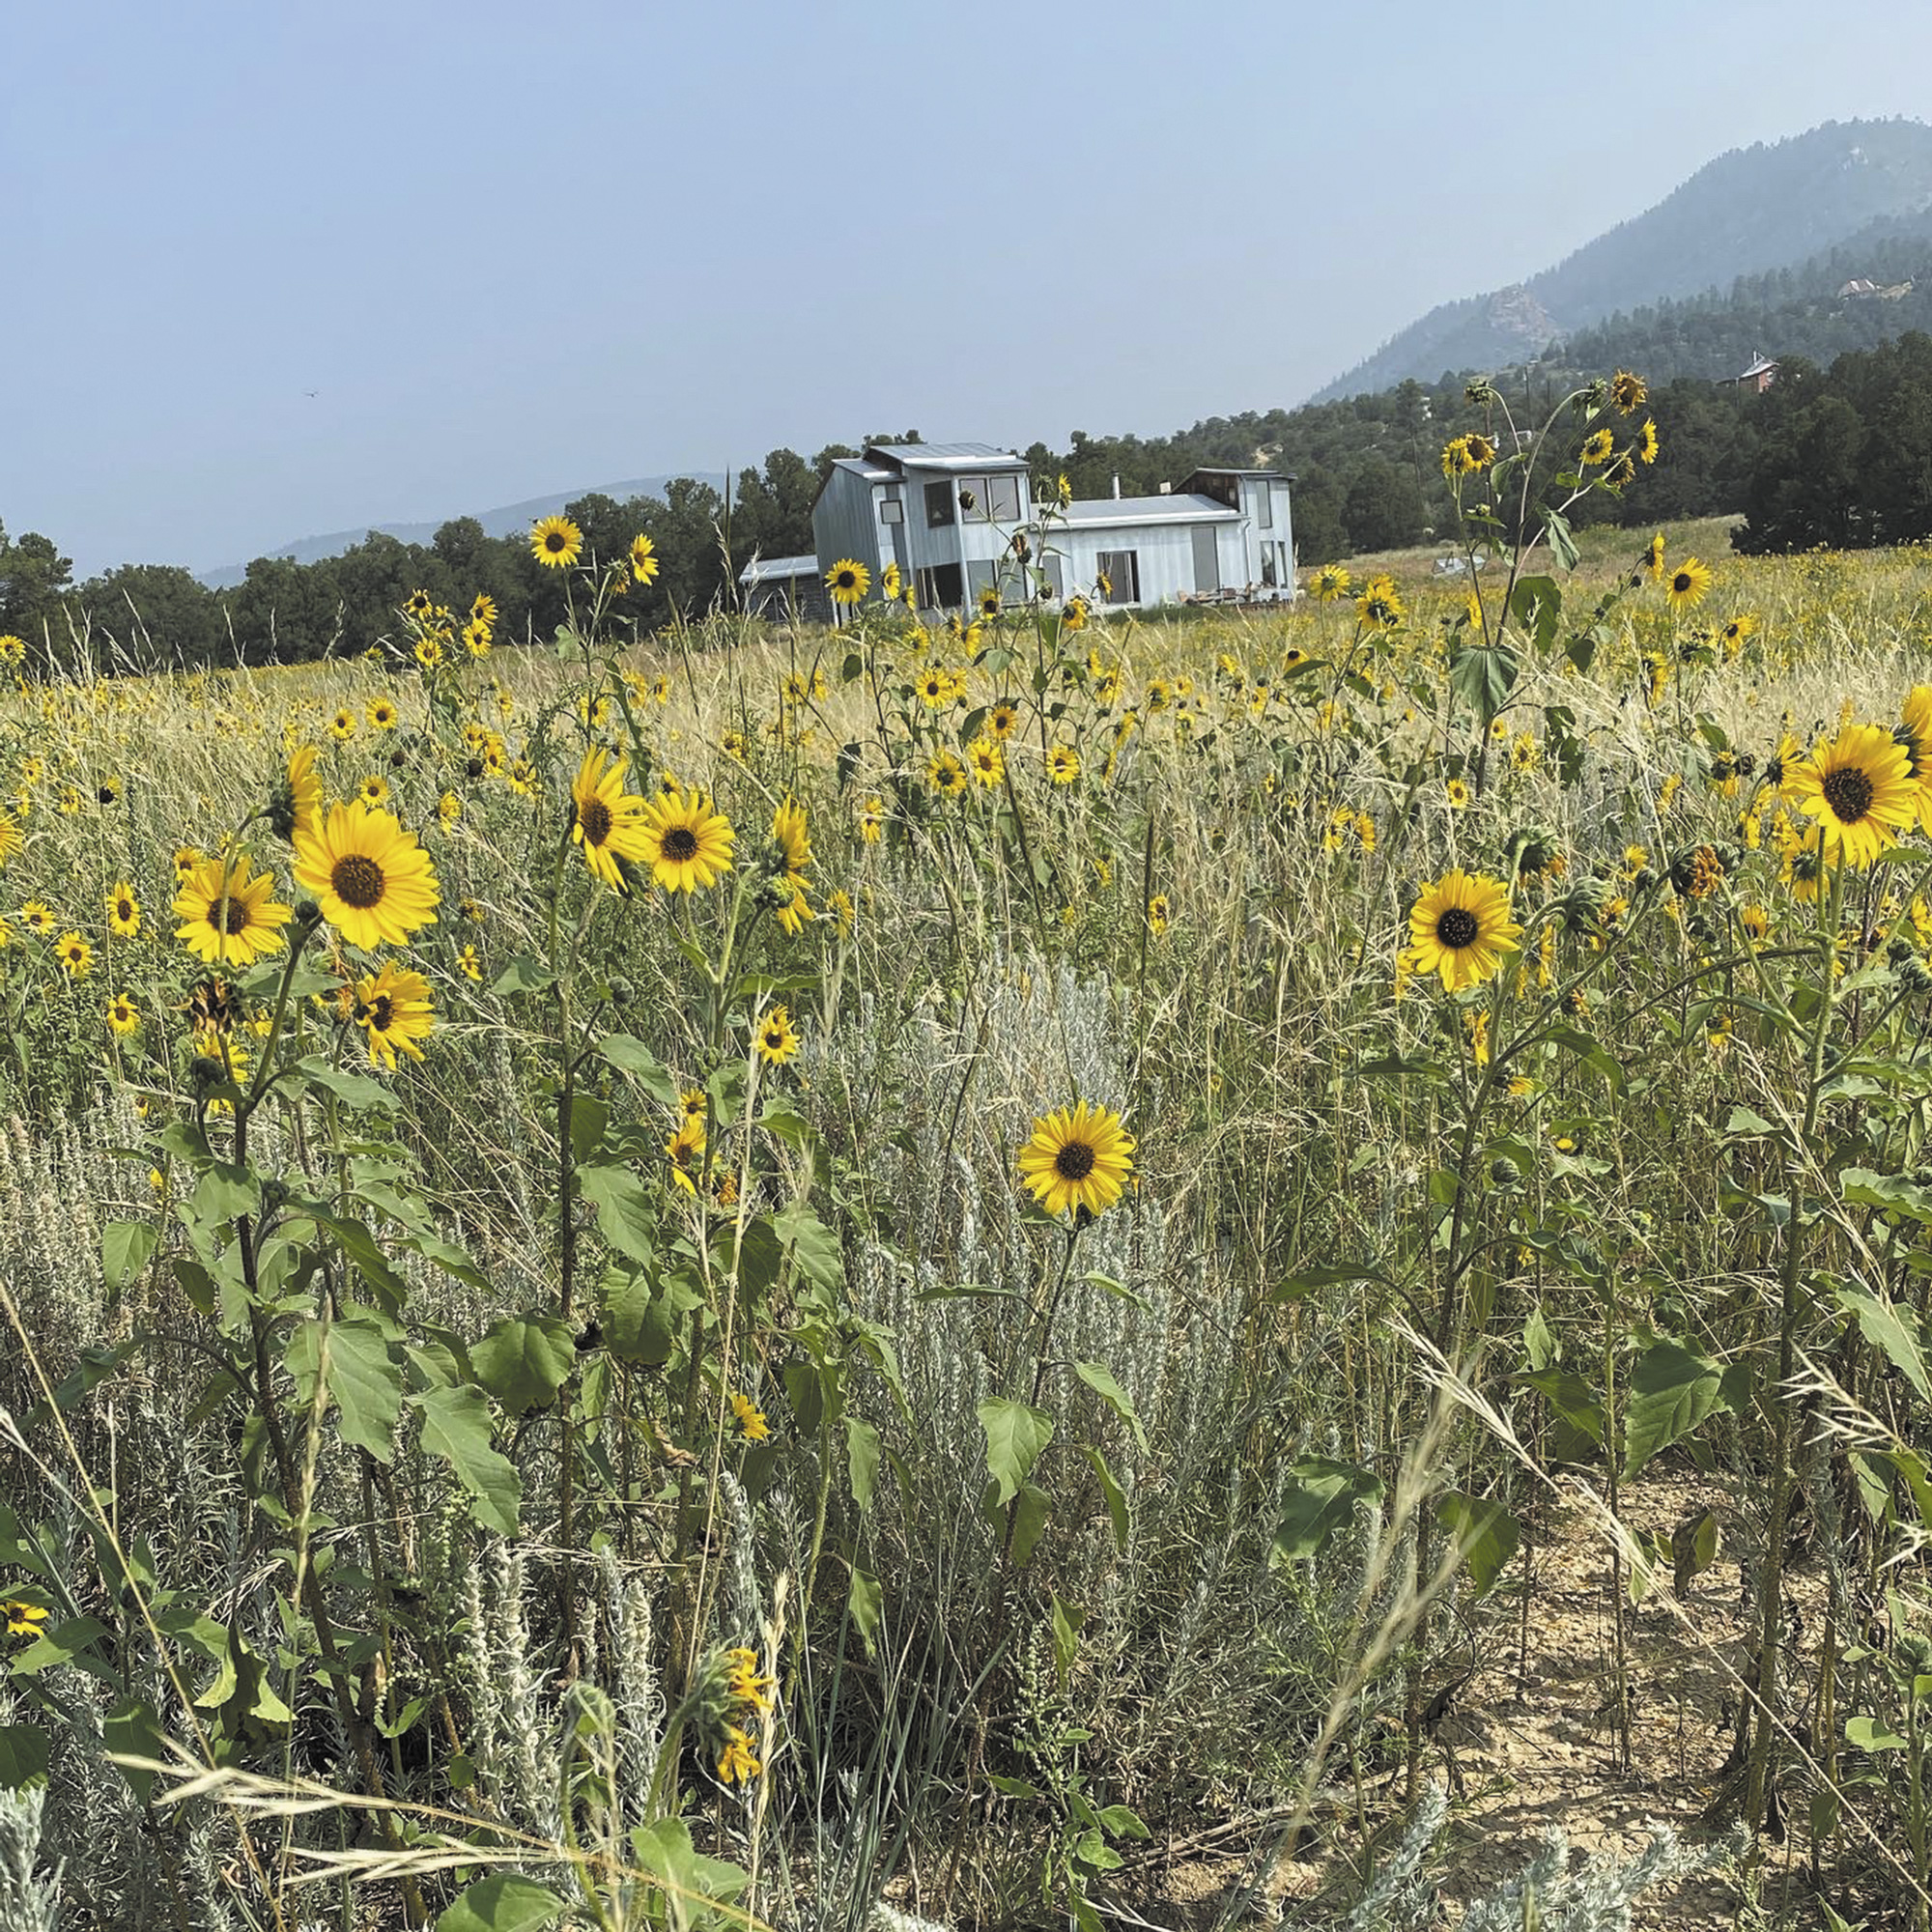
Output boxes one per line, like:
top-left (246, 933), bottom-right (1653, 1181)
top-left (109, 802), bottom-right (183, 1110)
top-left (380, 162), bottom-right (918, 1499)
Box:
top-left (865, 441), bottom-right (1026, 471)
top-left (739, 554), bottom-right (820, 584)
top-left (1184, 466), bottom-right (1291, 478)
top-left (1059, 494), bottom-right (1240, 527)
top-left (831, 456), bottom-right (897, 483)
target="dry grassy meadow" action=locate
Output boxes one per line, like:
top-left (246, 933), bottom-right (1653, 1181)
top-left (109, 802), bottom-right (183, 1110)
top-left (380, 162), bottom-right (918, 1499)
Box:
top-left (7, 458), bottom-right (1932, 1932)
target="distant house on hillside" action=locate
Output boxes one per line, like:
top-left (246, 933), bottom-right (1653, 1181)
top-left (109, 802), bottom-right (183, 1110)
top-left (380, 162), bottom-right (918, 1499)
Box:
top-left (1839, 276), bottom-right (1916, 299)
top-left (1839, 277), bottom-right (1881, 298)
top-left (1722, 351), bottom-right (1779, 394)
top-left (745, 440), bottom-right (1296, 618)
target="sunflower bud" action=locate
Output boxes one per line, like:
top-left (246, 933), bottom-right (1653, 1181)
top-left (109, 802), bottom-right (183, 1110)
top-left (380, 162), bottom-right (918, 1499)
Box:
top-left (189, 1053), bottom-right (226, 1091)
top-left (1490, 1156), bottom-right (1520, 1187)
top-left (1904, 955), bottom-right (1932, 995)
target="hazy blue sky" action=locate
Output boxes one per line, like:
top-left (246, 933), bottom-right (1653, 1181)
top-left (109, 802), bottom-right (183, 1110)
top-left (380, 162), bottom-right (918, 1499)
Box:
top-left (9, 0), bottom-right (1932, 578)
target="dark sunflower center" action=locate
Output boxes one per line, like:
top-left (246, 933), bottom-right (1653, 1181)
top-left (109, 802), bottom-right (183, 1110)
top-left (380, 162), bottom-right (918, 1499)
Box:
top-left (1672, 572), bottom-right (1692, 595)
top-left (116, 898), bottom-right (132, 921)
top-left (763, 1025), bottom-right (784, 1049)
top-left (580, 798), bottom-right (613, 845)
top-left (662, 825), bottom-right (699, 862)
top-left (1054, 1141), bottom-right (1097, 1181)
top-left (332, 853), bottom-right (386, 909)
top-left (545, 531), bottom-right (569, 554)
top-left (1435, 906), bottom-right (1481, 950)
top-left (1822, 767), bottom-right (1875, 824)
top-left (838, 570), bottom-right (856, 590)
top-left (209, 895), bottom-right (249, 935)
top-left (368, 995), bottom-right (393, 1031)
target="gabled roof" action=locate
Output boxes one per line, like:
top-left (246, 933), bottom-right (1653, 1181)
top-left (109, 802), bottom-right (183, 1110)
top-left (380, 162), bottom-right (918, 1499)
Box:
top-left (1060, 494), bottom-right (1240, 527)
top-left (1182, 466), bottom-right (1295, 480)
top-left (830, 456), bottom-right (897, 484)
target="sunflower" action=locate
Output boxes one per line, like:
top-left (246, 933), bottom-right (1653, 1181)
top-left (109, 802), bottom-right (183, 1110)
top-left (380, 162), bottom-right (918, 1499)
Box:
top-left (368, 697), bottom-right (399, 731)
top-left (1356, 575), bottom-right (1405, 629)
top-left (56, 930), bottom-right (92, 980)
top-left (0, 636), bottom-right (25, 667)
top-left (1407, 869), bottom-right (1520, 992)
top-left (296, 803), bottom-right (441, 950)
top-left (359, 774), bottom-right (390, 808)
top-left (352, 961), bottom-right (436, 1069)
top-left (405, 588), bottom-right (434, 619)
top-left (1642, 533), bottom-right (1666, 582)
top-left (1719, 612), bottom-right (1758, 655)
top-left (1445, 778), bottom-right (1470, 810)
top-left (988, 698), bottom-right (1021, 739)
top-left (977, 584), bottom-right (1002, 620)
top-left (771, 796), bottom-right (811, 887)
top-left (19, 899), bottom-right (51, 937)
top-left (1611, 370), bottom-right (1648, 413)
top-left (1016, 1100), bottom-right (1135, 1220)
top-left (1062, 595), bottom-right (1089, 632)
top-left (860, 798), bottom-right (884, 843)
top-left (174, 852), bottom-right (292, 967)
top-left (107, 992), bottom-right (140, 1037)
top-left (571, 748), bottom-right (654, 894)
top-left (104, 881), bottom-right (140, 938)
top-left (1636, 418), bottom-right (1660, 465)
top-left (3, 1600), bottom-right (48, 1638)
top-left (754, 1004), bottom-right (800, 1065)
top-left (665, 1115), bottom-right (705, 1194)
top-left (630, 532), bottom-right (660, 585)
top-left (1049, 746), bottom-right (1081, 785)
top-left (470, 593), bottom-right (498, 626)
top-left (729, 1390), bottom-right (769, 1441)
top-left (1579, 428), bottom-right (1615, 467)
top-left (639, 790), bottom-right (734, 894)
top-left (927, 749), bottom-right (967, 797)
top-left (1147, 894), bottom-right (1170, 936)
top-left (457, 943), bottom-right (482, 980)
top-left (826, 558), bottom-right (870, 606)
top-left (530, 515), bottom-right (583, 570)
top-left (967, 736), bottom-right (1005, 788)
top-left (1440, 436), bottom-right (1483, 478)
top-left (0, 810), bottom-right (19, 869)
top-left (881, 562), bottom-right (902, 601)
top-left (1308, 563), bottom-right (1352, 602)
top-left (1784, 721), bottom-right (1918, 868)
top-left (1664, 556), bottom-right (1713, 611)
top-left (330, 708), bottom-right (356, 742)
top-left (916, 668), bottom-right (951, 709)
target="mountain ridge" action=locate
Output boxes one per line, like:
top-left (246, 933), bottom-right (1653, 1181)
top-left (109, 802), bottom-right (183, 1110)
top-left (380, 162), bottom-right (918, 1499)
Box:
top-left (1314, 117), bottom-right (1932, 401)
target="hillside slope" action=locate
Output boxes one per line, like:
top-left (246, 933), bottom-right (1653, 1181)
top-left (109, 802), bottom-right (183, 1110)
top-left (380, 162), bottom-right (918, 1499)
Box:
top-left (1315, 118), bottom-right (1932, 400)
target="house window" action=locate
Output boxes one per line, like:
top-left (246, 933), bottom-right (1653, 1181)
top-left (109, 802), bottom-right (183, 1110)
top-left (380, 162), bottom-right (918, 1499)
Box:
top-left (1095, 550), bottom-right (1140, 604)
top-left (917, 562), bottom-right (964, 609)
top-left (958, 476), bottom-right (988, 515)
top-left (1255, 484), bottom-right (1272, 528)
top-left (1261, 543), bottom-right (1279, 587)
top-left (880, 492), bottom-right (903, 526)
top-left (987, 473), bottom-right (1022, 522)
top-left (924, 480), bottom-right (955, 528)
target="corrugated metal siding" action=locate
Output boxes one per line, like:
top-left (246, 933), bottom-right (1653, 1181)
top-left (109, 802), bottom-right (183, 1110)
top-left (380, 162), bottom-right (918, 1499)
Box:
top-left (810, 469), bottom-right (885, 600)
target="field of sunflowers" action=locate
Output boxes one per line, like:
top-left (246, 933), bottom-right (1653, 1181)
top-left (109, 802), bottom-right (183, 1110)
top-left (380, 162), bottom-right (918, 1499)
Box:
top-left (9, 380), bottom-right (1932, 1930)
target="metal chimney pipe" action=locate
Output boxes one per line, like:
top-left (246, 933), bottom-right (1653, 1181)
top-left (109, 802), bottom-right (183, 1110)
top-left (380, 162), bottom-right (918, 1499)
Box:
top-left (1111, 474), bottom-right (1121, 499)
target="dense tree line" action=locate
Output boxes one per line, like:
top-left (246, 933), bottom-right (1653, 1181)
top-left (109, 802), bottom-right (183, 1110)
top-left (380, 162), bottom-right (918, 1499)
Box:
top-left (9, 323), bottom-right (1932, 674)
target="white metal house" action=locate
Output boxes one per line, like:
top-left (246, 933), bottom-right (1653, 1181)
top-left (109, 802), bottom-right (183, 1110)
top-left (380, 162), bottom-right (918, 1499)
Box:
top-left (739, 440), bottom-right (1295, 617)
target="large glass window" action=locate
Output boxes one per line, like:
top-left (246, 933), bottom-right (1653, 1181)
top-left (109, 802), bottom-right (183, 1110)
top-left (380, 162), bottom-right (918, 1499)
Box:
top-left (924, 479), bottom-right (955, 528)
top-left (880, 491), bottom-right (903, 526)
top-left (1095, 550), bottom-right (1141, 604)
top-left (1255, 483), bottom-right (1272, 528)
top-left (987, 474), bottom-right (1022, 521)
top-left (917, 562), bottom-right (964, 609)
